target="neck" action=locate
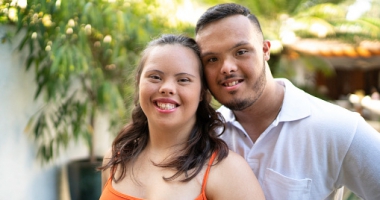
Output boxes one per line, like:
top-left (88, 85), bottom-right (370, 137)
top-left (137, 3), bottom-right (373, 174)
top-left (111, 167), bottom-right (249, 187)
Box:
top-left (142, 143), bottom-right (179, 164)
top-left (234, 80), bottom-right (284, 142)
top-left (145, 121), bottom-right (195, 159)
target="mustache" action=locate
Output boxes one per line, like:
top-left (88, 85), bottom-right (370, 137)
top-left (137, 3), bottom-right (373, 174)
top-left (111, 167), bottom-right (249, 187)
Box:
top-left (221, 74), bottom-right (239, 81)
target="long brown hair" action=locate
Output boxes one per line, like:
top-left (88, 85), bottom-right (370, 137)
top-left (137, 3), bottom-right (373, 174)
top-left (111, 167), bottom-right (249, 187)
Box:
top-left (99, 34), bottom-right (228, 182)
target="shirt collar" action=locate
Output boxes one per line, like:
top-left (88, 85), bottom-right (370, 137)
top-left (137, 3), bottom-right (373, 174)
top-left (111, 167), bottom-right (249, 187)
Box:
top-left (218, 78), bottom-right (311, 123)
top-left (276, 78), bottom-right (311, 122)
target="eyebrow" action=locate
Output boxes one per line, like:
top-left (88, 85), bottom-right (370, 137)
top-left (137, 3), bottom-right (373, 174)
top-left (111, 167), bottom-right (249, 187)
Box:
top-left (200, 41), bottom-right (250, 58)
top-left (145, 69), bottom-right (196, 77)
top-left (176, 72), bottom-right (196, 78)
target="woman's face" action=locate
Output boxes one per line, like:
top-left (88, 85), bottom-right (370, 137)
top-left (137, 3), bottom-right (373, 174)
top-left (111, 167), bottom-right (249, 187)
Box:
top-left (139, 44), bottom-right (202, 131)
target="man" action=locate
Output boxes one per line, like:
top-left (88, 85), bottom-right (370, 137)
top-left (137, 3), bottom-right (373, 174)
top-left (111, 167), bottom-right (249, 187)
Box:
top-left (195, 3), bottom-right (380, 199)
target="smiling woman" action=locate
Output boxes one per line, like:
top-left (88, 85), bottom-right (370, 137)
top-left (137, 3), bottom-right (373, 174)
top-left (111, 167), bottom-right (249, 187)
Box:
top-left (139, 43), bottom-right (202, 129)
top-left (98, 34), bottom-right (265, 200)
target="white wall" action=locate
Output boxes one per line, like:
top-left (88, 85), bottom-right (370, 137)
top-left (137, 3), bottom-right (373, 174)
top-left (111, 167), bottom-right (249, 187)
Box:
top-left (0, 25), bottom-right (58, 200)
top-left (0, 25), bottom-right (113, 200)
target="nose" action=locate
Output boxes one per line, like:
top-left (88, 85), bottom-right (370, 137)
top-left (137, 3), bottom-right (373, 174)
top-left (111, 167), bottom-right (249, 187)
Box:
top-left (220, 58), bottom-right (237, 74)
top-left (159, 81), bottom-right (176, 95)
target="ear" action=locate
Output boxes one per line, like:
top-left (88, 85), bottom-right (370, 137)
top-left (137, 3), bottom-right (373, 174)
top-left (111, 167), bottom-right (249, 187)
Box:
top-left (205, 90), bottom-right (212, 103)
top-left (263, 40), bottom-right (271, 61)
top-left (199, 90), bottom-right (207, 102)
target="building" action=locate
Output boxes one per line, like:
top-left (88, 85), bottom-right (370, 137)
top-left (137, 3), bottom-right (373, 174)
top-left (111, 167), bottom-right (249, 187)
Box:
top-left (287, 39), bottom-right (380, 100)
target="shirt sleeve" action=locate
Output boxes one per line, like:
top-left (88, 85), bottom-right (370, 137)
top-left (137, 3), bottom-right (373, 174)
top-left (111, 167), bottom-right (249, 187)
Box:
top-left (337, 117), bottom-right (380, 199)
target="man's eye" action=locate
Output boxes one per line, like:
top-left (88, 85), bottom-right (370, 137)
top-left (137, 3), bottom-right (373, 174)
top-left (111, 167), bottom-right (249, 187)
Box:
top-left (207, 57), bottom-right (218, 63)
top-left (237, 50), bottom-right (248, 55)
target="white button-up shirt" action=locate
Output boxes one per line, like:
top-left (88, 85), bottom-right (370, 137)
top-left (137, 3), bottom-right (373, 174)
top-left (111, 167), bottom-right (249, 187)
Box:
top-left (218, 78), bottom-right (380, 200)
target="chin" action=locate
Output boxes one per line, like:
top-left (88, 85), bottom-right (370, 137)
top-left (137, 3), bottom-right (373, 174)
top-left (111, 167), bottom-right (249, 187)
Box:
top-left (224, 98), bottom-right (253, 111)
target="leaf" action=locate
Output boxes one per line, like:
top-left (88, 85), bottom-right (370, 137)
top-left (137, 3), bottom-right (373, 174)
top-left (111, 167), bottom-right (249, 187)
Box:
top-left (24, 115), bottom-right (35, 133)
top-left (33, 113), bottom-right (44, 138)
top-left (34, 66), bottom-right (49, 99)
top-left (26, 55), bottom-right (35, 71)
top-left (296, 3), bottom-right (345, 19)
top-left (83, 2), bottom-right (93, 15)
top-left (28, 35), bottom-right (35, 56)
top-left (37, 27), bottom-right (46, 49)
top-left (16, 7), bottom-right (25, 34)
top-left (17, 34), bottom-right (29, 51)
top-left (50, 44), bottom-right (65, 74)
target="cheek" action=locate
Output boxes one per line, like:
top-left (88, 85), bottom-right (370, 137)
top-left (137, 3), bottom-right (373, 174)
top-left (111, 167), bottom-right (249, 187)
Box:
top-left (204, 69), bottom-right (216, 85)
top-left (205, 66), bottom-right (216, 75)
top-left (185, 86), bottom-right (202, 106)
top-left (138, 82), bottom-right (154, 105)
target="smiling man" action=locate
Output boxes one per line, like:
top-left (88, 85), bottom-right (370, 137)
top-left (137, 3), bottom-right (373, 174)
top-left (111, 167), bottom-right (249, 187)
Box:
top-left (195, 3), bottom-right (380, 200)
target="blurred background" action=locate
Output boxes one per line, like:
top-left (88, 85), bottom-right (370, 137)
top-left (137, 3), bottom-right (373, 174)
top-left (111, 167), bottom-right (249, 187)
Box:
top-left (0, 0), bottom-right (379, 199)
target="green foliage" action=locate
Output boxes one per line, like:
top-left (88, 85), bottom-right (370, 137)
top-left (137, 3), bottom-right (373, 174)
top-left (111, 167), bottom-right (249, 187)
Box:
top-left (291, 3), bottom-right (380, 41)
top-left (228, 0), bottom-right (347, 19)
top-left (332, 18), bottom-right (380, 41)
top-left (1, 0), bottom-right (192, 163)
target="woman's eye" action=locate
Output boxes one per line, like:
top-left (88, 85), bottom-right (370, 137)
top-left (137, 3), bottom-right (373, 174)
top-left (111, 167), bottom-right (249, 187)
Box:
top-left (149, 75), bottom-right (161, 80)
top-left (237, 49), bottom-right (248, 55)
top-left (178, 78), bottom-right (190, 82)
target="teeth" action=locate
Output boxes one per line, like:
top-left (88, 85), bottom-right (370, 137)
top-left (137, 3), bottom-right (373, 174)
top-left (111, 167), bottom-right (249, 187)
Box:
top-left (157, 102), bottom-right (175, 110)
top-left (226, 81), bottom-right (239, 87)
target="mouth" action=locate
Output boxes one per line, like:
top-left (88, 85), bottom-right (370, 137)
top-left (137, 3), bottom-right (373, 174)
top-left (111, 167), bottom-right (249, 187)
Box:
top-left (155, 101), bottom-right (178, 110)
top-left (222, 79), bottom-right (243, 87)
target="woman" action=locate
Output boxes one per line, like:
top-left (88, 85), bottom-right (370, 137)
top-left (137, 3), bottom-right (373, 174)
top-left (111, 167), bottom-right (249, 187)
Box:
top-left (99, 34), bottom-right (265, 200)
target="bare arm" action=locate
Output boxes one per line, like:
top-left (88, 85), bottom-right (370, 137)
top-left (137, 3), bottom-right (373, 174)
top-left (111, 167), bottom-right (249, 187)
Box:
top-left (101, 148), bottom-right (112, 189)
top-left (206, 150), bottom-right (265, 200)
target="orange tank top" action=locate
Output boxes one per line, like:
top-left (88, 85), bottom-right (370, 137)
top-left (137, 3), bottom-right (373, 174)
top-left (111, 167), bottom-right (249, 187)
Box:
top-left (99, 152), bottom-right (217, 200)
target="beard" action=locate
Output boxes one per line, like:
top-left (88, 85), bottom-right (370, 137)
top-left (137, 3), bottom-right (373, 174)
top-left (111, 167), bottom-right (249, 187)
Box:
top-left (223, 61), bottom-right (266, 111)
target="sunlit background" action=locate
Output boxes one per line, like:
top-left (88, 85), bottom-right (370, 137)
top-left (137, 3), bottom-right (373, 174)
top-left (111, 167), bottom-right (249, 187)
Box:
top-left (1, 0), bottom-right (379, 199)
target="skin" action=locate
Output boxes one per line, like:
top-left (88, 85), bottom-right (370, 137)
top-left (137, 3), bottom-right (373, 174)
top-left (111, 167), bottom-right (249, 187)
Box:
top-left (196, 14), bottom-right (285, 142)
top-left (101, 44), bottom-right (265, 199)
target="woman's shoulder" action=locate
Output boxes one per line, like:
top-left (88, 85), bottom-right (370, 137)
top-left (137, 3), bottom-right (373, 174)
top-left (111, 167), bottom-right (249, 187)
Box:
top-left (206, 150), bottom-right (265, 200)
top-left (214, 150), bottom-right (249, 170)
top-left (102, 148), bottom-right (113, 169)
top-left (103, 148), bottom-right (113, 161)
top-left (101, 148), bottom-right (113, 188)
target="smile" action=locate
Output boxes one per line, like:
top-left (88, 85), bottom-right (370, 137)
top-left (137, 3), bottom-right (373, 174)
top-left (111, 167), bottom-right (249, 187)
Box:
top-left (223, 80), bottom-right (242, 87)
top-left (156, 102), bottom-right (176, 110)
top-left (225, 81), bottom-right (239, 87)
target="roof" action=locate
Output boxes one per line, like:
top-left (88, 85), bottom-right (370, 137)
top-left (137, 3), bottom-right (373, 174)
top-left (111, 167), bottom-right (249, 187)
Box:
top-left (286, 39), bottom-right (380, 58)
top-left (284, 39), bottom-right (380, 70)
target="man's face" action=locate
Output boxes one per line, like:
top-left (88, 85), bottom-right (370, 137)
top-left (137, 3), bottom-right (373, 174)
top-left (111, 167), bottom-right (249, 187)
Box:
top-left (196, 15), bottom-right (271, 111)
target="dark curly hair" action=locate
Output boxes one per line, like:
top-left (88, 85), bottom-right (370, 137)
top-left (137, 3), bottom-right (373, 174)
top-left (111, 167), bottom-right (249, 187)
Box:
top-left (99, 34), bottom-right (228, 182)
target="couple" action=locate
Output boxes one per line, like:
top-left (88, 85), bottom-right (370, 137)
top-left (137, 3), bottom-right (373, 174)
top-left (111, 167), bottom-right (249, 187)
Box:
top-left (99, 3), bottom-right (380, 200)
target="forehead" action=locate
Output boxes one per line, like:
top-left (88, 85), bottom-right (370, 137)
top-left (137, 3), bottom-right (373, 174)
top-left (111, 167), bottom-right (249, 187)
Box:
top-left (196, 15), bottom-right (261, 51)
top-left (143, 44), bottom-right (200, 74)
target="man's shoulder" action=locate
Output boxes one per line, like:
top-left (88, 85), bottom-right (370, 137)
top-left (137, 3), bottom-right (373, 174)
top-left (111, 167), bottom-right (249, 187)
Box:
top-left (279, 80), bottom-right (364, 138)
top-left (282, 78), bottom-right (359, 120)
top-left (304, 91), bottom-right (359, 120)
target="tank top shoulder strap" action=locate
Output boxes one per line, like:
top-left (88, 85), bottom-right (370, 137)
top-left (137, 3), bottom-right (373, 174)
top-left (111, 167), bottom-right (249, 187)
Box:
top-left (103, 166), bottom-right (117, 190)
top-left (200, 151), bottom-right (217, 193)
